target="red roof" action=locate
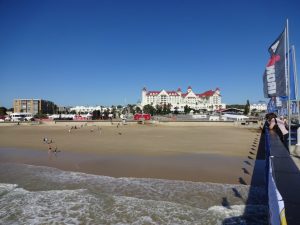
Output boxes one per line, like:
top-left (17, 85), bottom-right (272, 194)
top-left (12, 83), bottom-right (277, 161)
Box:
top-left (146, 90), bottom-right (180, 96)
top-left (198, 90), bottom-right (215, 97)
top-left (167, 91), bottom-right (179, 96)
top-left (187, 86), bottom-right (192, 89)
top-left (145, 88), bottom-right (220, 97)
top-left (146, 91), bottom-right (160, 96)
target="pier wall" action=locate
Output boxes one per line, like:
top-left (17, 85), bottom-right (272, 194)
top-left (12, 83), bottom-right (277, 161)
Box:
top-left (264, 127), bottom-right (300, 225)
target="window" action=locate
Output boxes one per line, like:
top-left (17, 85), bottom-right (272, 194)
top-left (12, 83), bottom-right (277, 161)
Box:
top-left (160, 95), bottom-right (167, 104)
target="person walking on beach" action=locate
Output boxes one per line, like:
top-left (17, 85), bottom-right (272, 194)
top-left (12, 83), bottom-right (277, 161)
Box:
top-left (53, 146), bottom-right (60, 156)
top-left (266, 113), bottom-right (289, 150)
top-left (48, 144), bottom-right (52, 156)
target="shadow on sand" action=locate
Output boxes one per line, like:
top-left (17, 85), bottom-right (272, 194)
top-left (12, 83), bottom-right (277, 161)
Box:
top-left (222, 130), bottom-right (268, 224)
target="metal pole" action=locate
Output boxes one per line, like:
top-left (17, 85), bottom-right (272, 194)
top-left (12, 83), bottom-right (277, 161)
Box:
top-left (286, 19), bottom-right (291, 151)
top-left (292, 46), bottom-right (299, 122)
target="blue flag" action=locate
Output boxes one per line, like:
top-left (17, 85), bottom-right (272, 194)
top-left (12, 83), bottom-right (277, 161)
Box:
top-left (267, 97), bottom-right (277, 113)
top-left (289, 48), bottom-right (296, 100)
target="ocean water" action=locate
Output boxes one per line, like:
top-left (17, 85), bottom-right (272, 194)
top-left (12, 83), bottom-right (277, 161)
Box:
top-left (0, 163), bottom-right (267, 225)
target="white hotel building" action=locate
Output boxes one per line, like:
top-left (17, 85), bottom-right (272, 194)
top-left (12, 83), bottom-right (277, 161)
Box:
top-left (141, 86), bottom-right (226, 112)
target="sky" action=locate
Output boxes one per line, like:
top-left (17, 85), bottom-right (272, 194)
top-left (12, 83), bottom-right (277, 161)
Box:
top-left (0, 0), bottom-right (300, 108)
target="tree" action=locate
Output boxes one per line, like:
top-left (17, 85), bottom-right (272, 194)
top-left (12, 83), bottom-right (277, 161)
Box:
top-left (122, 108), bottom-right (127, 115)
top-left (155, 105), bottom-right (162, 115)
top-left (162, 104), bottom-right (169, 115)
top-left (226, 104), bottom-right (245, 110)
top-left (244, 100), bottom-right (250, 115)
top-left (251, 109), bottom-right (257, 116)
top-left (103, 109), bottom-right (109, 119)
top-left (92, 110), bottom-right (101, 120)
top-left (127, 104), bottom-right (136, 114)
top-left (135, 106), bottom-right (142, 114)
top-left (165, 103), bottom-right (172, 114)
top-left (143, 104), bottom-right (156, 116)
top-left (174, 107), bottom-right (179, 115)
top-left (0, 107), bottom-right (7, 116)
top-left (111, 107), bottom-right (116, 118)
top-left (34, 113), bottom-right (48, 119)
top-left (184, 105), bottom-right (191, 114)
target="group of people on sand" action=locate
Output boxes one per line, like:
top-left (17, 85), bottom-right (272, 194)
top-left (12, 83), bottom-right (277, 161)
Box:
top-left (68, 124), bottom-right (104, 133)
top-left (265, 113), bottom-right (289, 150)
top-left (43, 137), bottom-right (60, 156)
top-left (68, 125), bottom-right (83, 133)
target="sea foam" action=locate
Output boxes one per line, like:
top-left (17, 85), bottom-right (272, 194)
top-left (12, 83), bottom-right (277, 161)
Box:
top-left (0, 163), bottom-right (268, 225)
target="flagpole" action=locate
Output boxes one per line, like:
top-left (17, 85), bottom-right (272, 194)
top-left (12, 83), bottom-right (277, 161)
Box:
top-left (292, 45), bottom-right (300, 122)
top-left (286, 19), bottom-right (291, 152)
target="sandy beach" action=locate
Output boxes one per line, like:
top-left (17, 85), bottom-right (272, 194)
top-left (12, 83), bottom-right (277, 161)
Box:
top-left (0, 123), bottom-right (263, 184)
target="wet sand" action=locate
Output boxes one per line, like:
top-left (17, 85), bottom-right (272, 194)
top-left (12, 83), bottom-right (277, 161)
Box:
top-left (0, 124), bottom-right (263, 184)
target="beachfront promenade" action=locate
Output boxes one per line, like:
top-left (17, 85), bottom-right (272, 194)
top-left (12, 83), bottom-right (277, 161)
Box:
top-left (267, 129), bottom-right (300, 225)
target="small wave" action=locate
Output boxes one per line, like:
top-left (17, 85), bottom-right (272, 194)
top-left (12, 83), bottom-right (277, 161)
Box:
top-left (0, 183), bottom-right (18, 199)
top-left (0, 184), bottom-right (268, 225)
top-left (0, 163), bottom-right (267, 209)
top-left (0, 163), bottom-right (268, 225)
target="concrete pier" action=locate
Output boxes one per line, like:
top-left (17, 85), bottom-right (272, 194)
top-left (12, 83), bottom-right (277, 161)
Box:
top-left (269, 130), bottom-right (300, 224)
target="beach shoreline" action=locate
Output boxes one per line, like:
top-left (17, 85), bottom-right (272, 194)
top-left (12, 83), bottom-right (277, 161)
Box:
top-left (0, 124), bottom-right (263, 185)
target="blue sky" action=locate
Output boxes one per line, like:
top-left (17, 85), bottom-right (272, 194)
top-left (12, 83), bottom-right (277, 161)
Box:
top-left (0, 0), bottom-right (300, 108)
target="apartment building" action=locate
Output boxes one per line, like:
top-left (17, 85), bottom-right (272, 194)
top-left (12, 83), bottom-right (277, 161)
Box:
top-left (13, 99), bottom-right (58, 115)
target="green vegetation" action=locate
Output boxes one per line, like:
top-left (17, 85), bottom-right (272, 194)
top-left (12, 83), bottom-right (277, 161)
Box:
top-left (184, 105), bottom-right (192, 114)
top-left (34, 113), bottom-right (48, 119)
top-left (244, 100), bottom-right (250, 115)
top-left (135, 106), bottom-right (142, 114)
top-left (143, 104), bottom-right (156, 116)
top-left (0, 107), bottom-right (7, 116)
top-left (226, 104), bottom-right (245, 109)
top-left (92, 110), bottom-right (101, 120)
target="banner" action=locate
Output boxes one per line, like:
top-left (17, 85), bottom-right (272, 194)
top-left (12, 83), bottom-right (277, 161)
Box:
top-left (267, 97), bottom-right (283, 114)
top-left (267, 97), bottom-right (277, 113)
top-left (268, 159), bottom-right (287, 225)
top-left (263, 29), bottom-right (287, 98)
top-left (275, 47), bottom-right (299, 116)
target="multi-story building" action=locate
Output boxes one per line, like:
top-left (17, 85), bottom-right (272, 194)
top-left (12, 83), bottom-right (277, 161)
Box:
top-left (13, 99), bottom-right (58, 115)
top-left (141, 86), bottom-right (226, 112)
